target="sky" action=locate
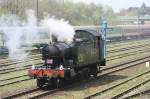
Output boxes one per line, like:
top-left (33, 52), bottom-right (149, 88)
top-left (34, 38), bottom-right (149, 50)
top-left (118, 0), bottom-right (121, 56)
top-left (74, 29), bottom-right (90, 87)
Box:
top-left (71, 0), bottom-right (150, 12)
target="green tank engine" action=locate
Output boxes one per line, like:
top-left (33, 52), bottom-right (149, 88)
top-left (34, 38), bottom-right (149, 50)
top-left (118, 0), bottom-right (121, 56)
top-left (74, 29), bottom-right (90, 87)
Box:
top-left (29, 29), bottom-right (106, 88)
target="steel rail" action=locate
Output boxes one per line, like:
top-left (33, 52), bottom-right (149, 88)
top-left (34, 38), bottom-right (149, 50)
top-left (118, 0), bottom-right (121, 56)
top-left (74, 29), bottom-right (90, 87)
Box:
top-left (2, 55), bottom-right (150, 99)
top-left (84, 70), bottom-right (150, 99)
top-left (122, 89), bottom-right (150, 99)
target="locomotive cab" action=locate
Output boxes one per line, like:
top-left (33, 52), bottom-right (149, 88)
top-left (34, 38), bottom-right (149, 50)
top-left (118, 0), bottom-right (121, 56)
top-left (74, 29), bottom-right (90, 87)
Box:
top-left (74, 30), bottom-right (106, 66)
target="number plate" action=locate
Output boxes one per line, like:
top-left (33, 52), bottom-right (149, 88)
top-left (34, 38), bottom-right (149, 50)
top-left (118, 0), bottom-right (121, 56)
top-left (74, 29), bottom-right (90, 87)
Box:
top-left (47, 59), bottom-right (53, 64)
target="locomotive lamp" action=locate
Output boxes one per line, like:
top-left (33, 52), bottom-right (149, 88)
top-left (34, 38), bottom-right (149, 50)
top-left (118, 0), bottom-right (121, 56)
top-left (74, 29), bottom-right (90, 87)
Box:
top-left (59, 65), bottom-right (64, 70)
top-left (31, 65), bottom-right (35, 70)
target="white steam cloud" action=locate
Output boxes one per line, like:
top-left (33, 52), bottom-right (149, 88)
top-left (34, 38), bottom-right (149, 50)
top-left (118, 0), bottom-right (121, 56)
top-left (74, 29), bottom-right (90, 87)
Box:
top-left (41, 16), bottom-right (75, 43)
top-left (0, 10), bottom-right (75, 60)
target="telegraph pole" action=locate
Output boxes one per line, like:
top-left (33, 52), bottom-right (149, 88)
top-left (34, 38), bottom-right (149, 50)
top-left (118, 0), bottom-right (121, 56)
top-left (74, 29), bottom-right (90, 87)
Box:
top-left (37, 0), bottom-right (39, 18)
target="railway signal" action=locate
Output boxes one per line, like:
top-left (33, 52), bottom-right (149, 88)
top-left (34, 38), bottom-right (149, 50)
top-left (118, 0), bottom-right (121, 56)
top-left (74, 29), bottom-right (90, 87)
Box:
top-left (103, 21), bottom-right (108, 59)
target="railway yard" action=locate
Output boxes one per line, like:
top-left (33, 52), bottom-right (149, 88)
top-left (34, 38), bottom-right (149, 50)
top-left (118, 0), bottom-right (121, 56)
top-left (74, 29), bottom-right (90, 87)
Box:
top-left (0, 0), bottom-right (150, 98)
top-left (0, 38), bottom-right (150, 99)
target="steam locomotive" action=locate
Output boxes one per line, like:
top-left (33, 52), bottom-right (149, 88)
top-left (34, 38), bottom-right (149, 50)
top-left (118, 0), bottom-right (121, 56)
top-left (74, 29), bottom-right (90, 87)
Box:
top-left (29, 29), bottom-right (106, 88)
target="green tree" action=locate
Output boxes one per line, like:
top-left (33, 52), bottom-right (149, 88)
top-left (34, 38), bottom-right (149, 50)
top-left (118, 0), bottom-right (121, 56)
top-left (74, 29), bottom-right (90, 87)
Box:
top-left (0, 0), bottom-right (118, 25)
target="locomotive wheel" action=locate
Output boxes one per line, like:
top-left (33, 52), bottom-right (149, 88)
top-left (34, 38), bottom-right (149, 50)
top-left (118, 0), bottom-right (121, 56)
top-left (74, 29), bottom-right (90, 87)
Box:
top-left (93, 67), bottom-right (98, 78)
top-left (90, 64), bottom-right (98, 78)
top-left (51, 78), bottom-right (63, 88)
top-left (37, 78), bottom-right (45, 88)
top-left (84, 69), bottom-right (90, 79)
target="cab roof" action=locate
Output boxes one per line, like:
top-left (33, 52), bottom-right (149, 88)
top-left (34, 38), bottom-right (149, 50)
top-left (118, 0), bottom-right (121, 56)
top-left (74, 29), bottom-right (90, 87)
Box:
top-left (75, 29), bottom-right (101, 37)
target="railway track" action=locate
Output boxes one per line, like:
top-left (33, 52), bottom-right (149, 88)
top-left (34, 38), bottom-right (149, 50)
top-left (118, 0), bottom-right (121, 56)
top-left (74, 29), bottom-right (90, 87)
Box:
top-left (83, 71), bottom-right (150, 99)
top-left (0, 37), bottom-right (149, 62)
top-left (111, 79), bottom-right (150, 99)
top-left (83, 66), bottom-right (150, 99)
top-left (107, 48), bottom-right (150, 61)
top-left (1, 42), bottom-right (150, 74)
top-left (0, 46), bottom-right (150, 74)
top-left (1, 49), bottom-right (150, 87)
top-left (108, 38), bottom-right (150, 48)
top-left (0, 45), bottom-right (135, 66)
top-left (0, 38), bottom-right (148, 60)
top-left (0, 78), bottom-right (31, 87)
top-left (0, 39), bottom-right (149, 69)
top-left (0, 54), bottom-right (41, 67)
top-left (2, 55), bottom-right (150, 99)
top-left (0, 41), bottom-right (149, 73)
top-left (1, 39), bottom-right (150, 96)
top-left (122, 89), bottom-right (150, 99)
top-left (107, 43), bottom-right (150, 53)
top-left (0, 61), bottom-right (42, 74)
top-left (0, 45), bottom-right (149, 72)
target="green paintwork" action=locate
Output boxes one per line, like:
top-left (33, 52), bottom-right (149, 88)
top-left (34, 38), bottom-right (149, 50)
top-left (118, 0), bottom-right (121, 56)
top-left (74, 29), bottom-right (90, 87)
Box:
top-left (74, 30), bottom-right (105, 67)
